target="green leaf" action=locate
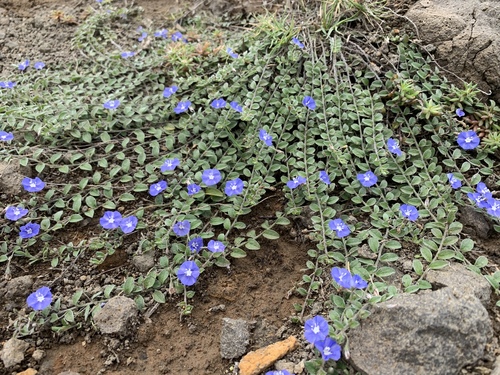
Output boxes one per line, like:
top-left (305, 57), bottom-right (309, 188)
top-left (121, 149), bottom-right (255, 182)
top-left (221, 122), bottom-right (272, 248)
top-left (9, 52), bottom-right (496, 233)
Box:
top-left (64, 310), bottom-right (74, 323)
top-left (71, 290), bottom-right (84, 305)
top-left (230, 248), bottom-right (247, 258)
top-left (379, 253), bottom-right (398, 262)
top-left (375, 267), bottom-right (395, 278)
top-left (413, 259), bottom-right (423, 275)
top-left (475, 256), bottom-right (488, 268)
top-left (245, 238), bottom-right (260, 250)
top-left (332, 295), bottom-right (345, 308)
top-left (80, 162), bottom-right (92, 171)
top-left (205, 188), bottom-right (224, 197)
top-left (152, 290), bottom-right (165, 304)
top-left (119, 193), bottom-right (136, 202)
top-left (262, 229), bottom-right (280, 240)
top-left (460, 238), bottom-right (474, 252)
top-left (385, 240), bottom-right (401, 249)
top-left (69, 214), bottom-right (83, 223)
top-left (123, 277), bottom-right (135, 295)
top-left (429, 260), bottom-right (448, 270)
top-left (420, 246), bottom-right (432, 263)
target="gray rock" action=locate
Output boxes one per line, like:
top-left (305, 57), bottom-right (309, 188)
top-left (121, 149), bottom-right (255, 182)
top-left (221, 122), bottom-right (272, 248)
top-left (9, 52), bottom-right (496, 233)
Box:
top-left (32, 349), bottom-right (45, 361)
top-left (5, 275), bottom-right (34, 298)
top-left (220, 318), bottom-right (250, 359)
top-left (458, 206), bottom-right (492, 240)
top-left (0, 161), bottom-right (32, 196)
top-left (406, 0), bottom-right (500, 103)
top-left (57, 372), bottom-right (81, 375)
top-left (131, 252), bottom-right (155, 272)
top-left (348, 288), bottom-right (492, 375)
top-left (426, 262), bottom-right (491, 305)
top-left (0, 337), bottom-right (30, 368)
top-left (93, 296), bottom-right (137, 335)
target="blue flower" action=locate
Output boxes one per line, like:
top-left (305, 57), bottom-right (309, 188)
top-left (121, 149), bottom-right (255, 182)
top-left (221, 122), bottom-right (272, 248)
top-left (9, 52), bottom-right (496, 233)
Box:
top-left (160, 158), bottom-right (180, 172)
top-left (0, 81), bottom-right (16, 89)
top-left (266, 371), bottom-right (291, 375)
top-left (476, 182), bottom-right (490, 195)
top-left (319, 171), bottom-right (330, 185)
top-left (187, 183), bottom-right (201, 195)
top-left (331, 267), bottom-right (352, 288)
top-left (96, 0), bottom-right (103, 3)
top-left (138, 31), bottom-right (148, 42)
top-left (103, 100), bottom-right (120, 110)
top-left (120, 216), bottom-right (138, 234)
top-left (302, 96), bottom-right (316, 110)
top-left (400, 204), bottom-right (419, 221)
top-left (27, 286), bottom-right (52, 310)
top-left (357, 171), bottom-right (378, 187)
top-left (315, 337), bottom-right (341, 361)
top-left (34, 62), bottom-right (45, 70)
top-left (149, 180), bottom-right (168, 196)
top-left (447, 173), bottom-right (462, 189)
top-left (0, 131), bottom-right (14, 141)
top-left (351, 274), bottom-right (368, 289)
top-left (121, 51), bottom-right (135, 59)
top-left (163, 85), bottom-right (178, 98)
top-left (467, 192), bottom-right (491, 209)
top-left (457, 130), bottom-right (480, 150)
top-left (202, 169), bottom-right (222, 186)
top-left (304, 315), bottom-right (329, 344)
top-left (259, 129), bottom-right (273, 146)
top-left (486, 198), bottom-right (500, 217)
top-left (207, 240), bottom-right (225, 253)
top-left (18, 59), bottom-right (30, 71)
top-left (5, 206), bottom-right (28, 221)
top-left (225, 178), bottom-right (244, 196)
top-left (292, 37), bottom-right (304, 49)
top-left (173, 220), bottom-right (190, 236)
top-left (387, 138), bottom-right (402, 156)
top-left (20, 222), bottom-right (40, 239)
top-left (287, 176), bottom-right (306, 189)
top-left (211, 98), bottom-right (227, 109)
top-left (226, 47), bottom-right (239, 58)
top-left (188, 237), bottom-right (203, 252)
top-left (456, 108), bottom-right (465, 117)
top-left (100, 211), bottom-right (122, 229)
top-left (230, 101), bottom-right (243, 113)
top-left (22, 177), bottom-right (45, 192)
top-left (174, 101), bottom-right (191, 114)
top-left (329, 218), bottom-right (350, 238)
top-left (171, 31), bottom-right (186, 42)
top-left (177, 260), bottom-right (200, 286)
top-left (154, 29), bottom-right (168, 38)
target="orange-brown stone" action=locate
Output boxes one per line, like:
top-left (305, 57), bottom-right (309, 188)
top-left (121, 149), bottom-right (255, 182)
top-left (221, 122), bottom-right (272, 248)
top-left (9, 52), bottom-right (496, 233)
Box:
top-left (16, 369), bottom-right (38, 375)
top-left (239, 336), bottom-right (298, 375)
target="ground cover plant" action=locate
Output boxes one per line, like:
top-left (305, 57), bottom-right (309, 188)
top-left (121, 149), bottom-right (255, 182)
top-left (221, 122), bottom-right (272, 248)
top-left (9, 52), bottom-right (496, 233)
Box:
top-left (1, 0), bottom-right (500, 373)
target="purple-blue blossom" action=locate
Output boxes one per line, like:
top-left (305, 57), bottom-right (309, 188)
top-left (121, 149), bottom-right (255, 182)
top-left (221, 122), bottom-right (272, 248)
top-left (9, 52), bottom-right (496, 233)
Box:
top-left (120, 216), bottom-right (138, 234)
top-left (292, 37), bottom-right (304, 49)
top-left (154, 29), bottom-right (168, 38)
top-left (319, 171), bottom-right (330, 185)
top-left (357, 171), bottom-right (378, 187)
top-left (400, 204), bottom-right (419, 221)
top-left (163, 85), bottom-right (178, 98)
top-left (329, 218), bottom-right (350, 238)
top-left (266, 371), bottom-right (291, 375)
top-left (0, 131), bottom-right (14, 141)
top-left (103, 100), bottom-right (120, 110)
top-left (100, 211), bottom-right (122, 229)
top-left (304, 315), bottom-right (329, 344)
top-left (149, 180), bottom-right (167, 196)
top-left (287, 176), bottom-right (306, 189)
top-left (5, 206), bottom-right (28, 221)
top-left (160, 158), bottom-right (180, 172)
top-left (188, 237), bottom-right (203, 252)
top-left (447, 173), bottom-right (462, 189)
top-left (225, 178), bottom-right (244, 196)
top-left (34, 62), bottom-right (45, 70)
top-left (27, 286), bottom-right (52, 310)
top-left (202, 169), bottom-right (222, 186)
top-left (138, 31), bottom-right (148, 42)
top-left (171, 31), bottom-right (186, 42)
top-left (173, 220), bottom-right (190, 236)
top-left (457, 130), bottom-right (480, 150)
top-left (302, 96), bottom-right (316, 110)
top-left (0, 81), bottom-right (16, 89)
top-left (230, 101), bottom-right (242, 113)
top-left (174, 101), bottom-right (191, 114)
top-left (456, 108), bottom-right (465, 117)
top-left (18, 59), bottom-right (29, 71)
top-left (315, 337), bottom-right (341, 361)
top-left (211, 98), bottom-right (227, 109)
top-left (177, 260), bottom-right (200, 286)
top-left (187, 183), bottom-right (201, 195)
top-left (22, 177), bottom-right (45, 192)
top-left (20, 222), bottom-right (40, 239)
top-left (121, 51), bottom-right (135, 59)
top-left (486, 198), bottom-right (500, 217)
top-left (387, 138), bottom-right (402, 156)
top-left (207, 240), bottom-right (225, 253)
top-left (259, 129), bottom-right (273, 146)
top-left (226, 48), bottom-right (238, 58)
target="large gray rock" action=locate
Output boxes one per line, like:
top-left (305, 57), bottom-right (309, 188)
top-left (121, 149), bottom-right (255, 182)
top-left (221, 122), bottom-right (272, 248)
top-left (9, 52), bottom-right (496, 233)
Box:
top-left (220, 318), bottom-right (250, 359)
top-left (406, 0), bottom-right (500, 102)
top-left (348, 288), bottom-right (492, 375)
top-left (458, 206), bottom-right (492, 240)
top-left (4, 275), bottom-right (34, 298)
top-left (0, 161), bottom-right (32, 196)
top-left (426, 262), bottom-right (491, 305)
top-left (93, 296), bottom-right (137, 335)
top-left (0, 337), bottom-right (30, 368)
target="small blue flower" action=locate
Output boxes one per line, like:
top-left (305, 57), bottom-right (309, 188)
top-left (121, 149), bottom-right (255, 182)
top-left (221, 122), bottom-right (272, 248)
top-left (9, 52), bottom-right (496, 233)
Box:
top-left (22, 177), bottom-right (45, 192)
top-left (171, 31), bottom-right (186, 42)
top-left (486, 198), bottom-right (500, 218)
top-left (304, 316), bottom-right (329, 344)
top-left (173, 220), bottom-right (190, 236)
top-left (457, 130), bottom-right (480, 150)
top-left (96, 0), bottom-right (103, 3)
top-left (138, 31), bottom-right (148, 42)
top-left (163, 85), bottom-right (178, 98)
top-left (329, 218), bottom-right (350, 238)
top-left (447, 173), bottom-right (462, 189)
top-left (187, 183), bottom-right (201, 195)
top-left (331, 267), bottom-right (352, 288)
top-left (302, 96), bottom-right (316, 110)
top-left (351, 274), bottom-right (368, 289)
top-left (177, 260), bottom-right (200, 286)
top-left (467, 192), bottom-right (491, 209)
top-left (174, 101), bottom-right (191, 114)
top-left (287, 176), bottom-right (306, 189)
top-left (20, 222), bottom-right (40, 239)
top-left (34, 62), bottom-right (45, 70)
top-left (266, 371), bottom-right (291, 375)
top-left (149, 180), bottom-right (168, 196)
top-left (400, 204), bottom-right (419, 221)
top-left (27, 286), bottom-right (52, 310)
top-left (0, 81), bottom-right (16, 89)
top-left (120, 216), bottom-right (138, 234)
top-left (387, 138), bottom-right (403, 156)
top-left (103, 100), bottom-right (120, 110)
top-left (476, 182), bottom-right (490, 195)
top-left (207, 240), bottom-right (225, 253)
top-left (211, 98), bottom-right (227, 109)
top-left (315, 337), bottom-right (341, 361)
top-left (18, 59), bottom-right (30, 71)
top-left (202, 169), bottom-right (222, 186)
top-left (160, 158), bottom-right (180, 172)
top-left (121, 51), bottom-right (135, 59)
top-left (0, 131), bottom-right (14, 141)
top-left (357, 171), bottom-right (378, 187)
top-left (456, 108), bottom-right (465, 117)
top-left (100, 211), bottom-right (122, 229)
top-left (319, 171), bottom-right (330, 185)
top-left (5, 206), bottom-right (29, 221)
top-left (188, 237), bottom-right (203, 252)
top-left (225, 178), bottom-right (244, 196)
top-left (230, 101), bottom-right (243, 113)
top-left (226, 47), bottom-right (238, 58)
top-left (259, 129), bottom-right (273, 146)
top-left (292, 37), bottom-right (304, 49)
top-left (154, 29), bottom-right (168, 38)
